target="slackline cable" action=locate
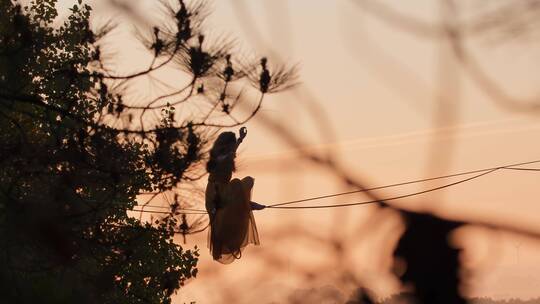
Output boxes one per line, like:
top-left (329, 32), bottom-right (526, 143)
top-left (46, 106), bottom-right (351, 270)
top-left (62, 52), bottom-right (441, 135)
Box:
top-left (134, 159), bottom-right (540, 213)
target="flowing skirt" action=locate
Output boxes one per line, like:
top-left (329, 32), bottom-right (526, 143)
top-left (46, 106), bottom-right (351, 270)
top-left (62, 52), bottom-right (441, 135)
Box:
top-left (208, 177), bottom-right (260, 264)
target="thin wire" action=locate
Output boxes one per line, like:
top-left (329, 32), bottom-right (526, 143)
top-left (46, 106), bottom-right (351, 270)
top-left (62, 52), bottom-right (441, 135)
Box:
top-left (131, 209), bottom-right (207, 215)
top-left (137, 205), bottom-right (207, 212)
top-left (266, 159), bottom-right (540, 208)
top-left (504, 167), bottom-right (540, 172)
top-left (266, 168), bottom-right (498, 209)
top-left (119, 160), bottom-right (540, 240)
top-left (133, 159), bottom-right (540, 213)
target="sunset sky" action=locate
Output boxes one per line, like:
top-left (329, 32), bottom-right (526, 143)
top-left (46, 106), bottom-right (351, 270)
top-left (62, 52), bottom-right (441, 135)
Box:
top-left (67, 0), bottom-right (540, 302)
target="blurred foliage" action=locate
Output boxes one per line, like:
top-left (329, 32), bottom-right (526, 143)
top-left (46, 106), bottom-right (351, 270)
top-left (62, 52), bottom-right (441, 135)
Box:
top-left (393, 213), bottom-right (466, 304)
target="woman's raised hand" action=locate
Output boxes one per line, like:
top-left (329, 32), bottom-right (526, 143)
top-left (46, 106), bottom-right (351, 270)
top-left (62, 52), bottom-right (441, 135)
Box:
top-left (238, 127), bottom-right (247, 143)
top-left (235, 127), bottom-right (248, 150)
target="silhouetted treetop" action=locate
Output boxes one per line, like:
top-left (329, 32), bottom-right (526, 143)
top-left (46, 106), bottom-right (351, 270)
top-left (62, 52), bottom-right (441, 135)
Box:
top-left (0, 0), bottom-right (297, 303)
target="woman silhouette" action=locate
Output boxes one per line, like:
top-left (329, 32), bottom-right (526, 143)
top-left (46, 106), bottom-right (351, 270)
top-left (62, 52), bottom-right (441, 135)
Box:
top-left (205, 127), bottom-right (265, 263)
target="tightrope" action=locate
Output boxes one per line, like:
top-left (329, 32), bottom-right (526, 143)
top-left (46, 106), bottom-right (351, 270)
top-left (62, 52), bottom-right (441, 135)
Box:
top-left (135, 159), bottom-right (540, 213)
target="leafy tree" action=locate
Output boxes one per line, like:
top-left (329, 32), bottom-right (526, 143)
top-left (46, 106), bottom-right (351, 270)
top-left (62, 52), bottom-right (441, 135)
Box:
top-left (0, 0), bottom-right (295, 303)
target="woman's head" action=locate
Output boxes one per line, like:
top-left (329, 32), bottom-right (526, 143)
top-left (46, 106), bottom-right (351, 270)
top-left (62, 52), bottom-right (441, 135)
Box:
top-left (207, 131), bottom-right (238, 180)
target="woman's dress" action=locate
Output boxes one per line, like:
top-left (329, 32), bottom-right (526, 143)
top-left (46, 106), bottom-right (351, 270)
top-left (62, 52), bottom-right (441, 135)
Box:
top-left (206, 176), bottom-right (260, 264)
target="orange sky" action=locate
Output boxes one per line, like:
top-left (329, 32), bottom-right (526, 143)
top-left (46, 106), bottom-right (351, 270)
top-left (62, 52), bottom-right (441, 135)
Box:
top-left (60, 0), bottom-right (540, 302)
